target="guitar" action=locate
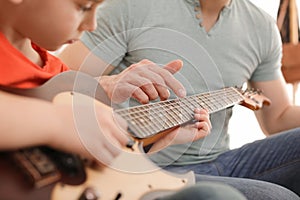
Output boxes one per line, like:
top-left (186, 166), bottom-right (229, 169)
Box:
top-left (0, 70), bottom-right (270, 200)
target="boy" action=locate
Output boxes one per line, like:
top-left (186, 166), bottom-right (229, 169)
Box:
top-left (0, 0), bottom-right (128, 165)
top-left (0, 0), bottom-right (212, 165)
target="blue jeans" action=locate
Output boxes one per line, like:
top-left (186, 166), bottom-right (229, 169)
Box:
top-left (164, 127), bottom-right (300, 200)
top-left (157, 182), bottom-right (247, 200)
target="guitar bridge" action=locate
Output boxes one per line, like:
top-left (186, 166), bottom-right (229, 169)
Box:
top-left (12, 147), bottom-right (61, 188)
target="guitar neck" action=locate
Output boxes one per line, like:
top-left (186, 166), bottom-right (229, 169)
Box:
top-left (0, 71), bottom-right (266, 143)
top-left (115, 87), bottom-right (244, 139)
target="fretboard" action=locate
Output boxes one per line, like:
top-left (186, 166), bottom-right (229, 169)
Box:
top-left (115, 87), bottom-right (244, 139)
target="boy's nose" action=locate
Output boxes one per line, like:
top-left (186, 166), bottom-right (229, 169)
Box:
top-left (80, 15), bottom-right (97, 32)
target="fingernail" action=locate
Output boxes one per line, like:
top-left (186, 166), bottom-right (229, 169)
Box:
top-left (178, 89), bottom-right (186, 98)
top-left (195, 108), bottom-right (201, 112)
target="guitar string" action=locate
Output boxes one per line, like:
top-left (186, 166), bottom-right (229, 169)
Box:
top-left (115, 87), bottom-right (245, 138)
top-left (119, 91), bottom-right (243, 138)
top-left (116, 88), bottom-right (244, 137)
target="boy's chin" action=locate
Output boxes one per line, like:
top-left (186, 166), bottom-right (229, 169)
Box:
top-left (47, 44), bottom-right (69, 53)
top-left (47, 46), bottom-right (65, 54)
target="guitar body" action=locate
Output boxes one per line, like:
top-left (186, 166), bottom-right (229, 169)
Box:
top-left (52, 143), bottom-right (195, 200)
top-left (0, 146), bottom-right (194, 200)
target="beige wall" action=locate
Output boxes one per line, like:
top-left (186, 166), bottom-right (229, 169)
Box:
top-left (249, 0), bottom-right (280, 19)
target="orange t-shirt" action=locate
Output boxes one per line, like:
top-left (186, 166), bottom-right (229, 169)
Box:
top-left (0, 32), bottom-right (69, 88)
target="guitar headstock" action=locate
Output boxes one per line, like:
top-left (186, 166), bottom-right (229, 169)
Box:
top-left (237, 88), bottom-right (271, 110)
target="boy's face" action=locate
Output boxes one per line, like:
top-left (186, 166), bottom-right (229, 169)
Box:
top-left (14, 0), bottom-right (103, 51)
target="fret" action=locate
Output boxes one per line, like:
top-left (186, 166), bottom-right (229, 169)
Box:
top-left (187, 96), bottom-right (201, 109)
top-left (220, 92), bottom-right (232, 106)
top-left (132, 104), bottom-right (166, 138)
top-left (128, 106), bottom-right (154, 135)
top-left (211, 93), bottom-right (223, 109)
top-left (205, 93), bottom-right (218, 111)
top-left (212, 92), bottom-right (228, 110)
top-left (214, 93), bottom-right (225, 107)
top-left (115, 87), bottom-right (245, 139)
top-left (207, 97), bottom-right (219, 112)
top-left (159, 102), bottom-right (183, 128)
top-left (157, 100), bottom-right (189, 129)
top-left (174, 99), bottom-right (193, 123)
top-left (176, 98), bottom-right (196, 122)
top-left (159, 101), bottom-right (179, 129)
top-left (199, 94), bottom-right (212, 111)
top-left (178, 98), bottom-right (194, 116)
top-left (197, 97), bottom-right (208, 110)
top-left (125, 109), bottom-right (147, 137)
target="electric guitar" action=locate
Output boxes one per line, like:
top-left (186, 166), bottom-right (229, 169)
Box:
top-left (0, 70), bottom-right (270, 200)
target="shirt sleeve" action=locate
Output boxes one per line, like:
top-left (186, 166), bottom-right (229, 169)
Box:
top-left (81, 0), bottom-right (129, 67)
top-left (250, 20), bottom-right (283, 82)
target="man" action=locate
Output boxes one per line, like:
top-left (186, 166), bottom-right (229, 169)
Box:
top-left (59, 0), bottom-right (300, 198)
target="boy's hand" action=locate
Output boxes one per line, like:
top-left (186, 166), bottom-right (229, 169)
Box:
top-left (51, 101), bottom-right (129, 166)
top-left (149, 108), bottom-right (212, 153)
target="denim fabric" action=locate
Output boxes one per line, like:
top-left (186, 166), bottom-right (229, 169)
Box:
top-left (163, 128), bottom-right (300, 200)
top-left (157, 182), bottom-right (247, 200)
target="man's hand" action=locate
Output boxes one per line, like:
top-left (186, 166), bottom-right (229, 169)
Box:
top-left (99, 59), bottom-right (186, 104)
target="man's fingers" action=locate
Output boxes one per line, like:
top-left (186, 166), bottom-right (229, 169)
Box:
top-left (162, 60), bottom-right (186, 98)
top-left (115, 59), bottom-right (186, 102)
top-left (163, 59), bottom-right (183, 74)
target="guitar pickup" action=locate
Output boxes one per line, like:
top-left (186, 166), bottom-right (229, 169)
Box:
top-left (12, 147), bottom-right (61, 188)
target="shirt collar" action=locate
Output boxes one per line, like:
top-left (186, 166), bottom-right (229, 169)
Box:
top-left (185, 0), bottom-right (233, 8)
top-left (185, 0), bottom-right (198, 5)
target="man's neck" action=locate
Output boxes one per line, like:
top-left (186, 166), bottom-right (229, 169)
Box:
top-left (199, 0), bottom-right (231, 13)
top-left (198, 0), bottom-right (231, 32)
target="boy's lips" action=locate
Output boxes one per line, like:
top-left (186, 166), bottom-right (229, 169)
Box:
top-left (67, 39), bottom-right (78, 44)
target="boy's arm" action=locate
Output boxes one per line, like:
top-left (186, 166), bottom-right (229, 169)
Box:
top-left (0, 90), bottom-right (129, 165)
top-left (0, 90), bottom-right (59, 149)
